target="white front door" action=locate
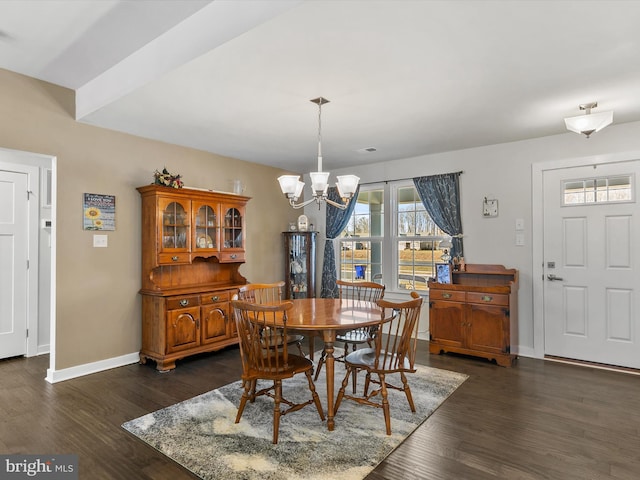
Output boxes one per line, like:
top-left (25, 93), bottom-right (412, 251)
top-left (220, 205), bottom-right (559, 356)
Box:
top-left (543, 161), bottom-right (640, 368)
top-left (0, 169), bottom-right (29, 359)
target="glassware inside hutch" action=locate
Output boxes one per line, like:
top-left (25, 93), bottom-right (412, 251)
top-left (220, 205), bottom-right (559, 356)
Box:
top-left (195, 205), bottom-right (217, 249)
top-left (162, 201), bottom-right (188, 249)
top-left (223, 208), bottom-right (243, 249)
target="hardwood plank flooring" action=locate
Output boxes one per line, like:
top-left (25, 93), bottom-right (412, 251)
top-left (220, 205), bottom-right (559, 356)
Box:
top-left (1, 342), bottom-right (639, 479)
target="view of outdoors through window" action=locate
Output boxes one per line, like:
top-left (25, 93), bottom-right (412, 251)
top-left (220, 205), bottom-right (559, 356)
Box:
top-left (339, 185), bottom-right (449, 291)
top-left (395, 187), bottom-right (446, 291)
top-left (340, 189), bottom-right (383, 283)
top-left (563, 175), bottom-right (633, 205)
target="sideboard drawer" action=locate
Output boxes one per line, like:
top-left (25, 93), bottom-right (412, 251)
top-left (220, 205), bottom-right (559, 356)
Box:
top-left (166, 296), bottom-right (200, 310)
top-left (429, 290), bottom-right (466, 302)
top-left (200, 291), bottom-right (231, 304)
top-left (218, 251), bottom-right (245, 263)
top-left (467, 292), bottom-right (509, 306)
top-left (158, 253), bottom-right (191, 265)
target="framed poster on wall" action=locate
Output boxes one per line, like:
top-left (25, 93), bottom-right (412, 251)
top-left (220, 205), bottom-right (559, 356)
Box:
top-left (83, 193), bottom-right (115, 231)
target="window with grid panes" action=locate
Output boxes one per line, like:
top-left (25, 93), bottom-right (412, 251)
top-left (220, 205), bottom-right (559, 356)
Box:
top-left (393, 184), bottom-right (446, 291)
top-left (339, 188), bottom-right (383, 283)
top-left (338, 182), bottom-right (449, 292)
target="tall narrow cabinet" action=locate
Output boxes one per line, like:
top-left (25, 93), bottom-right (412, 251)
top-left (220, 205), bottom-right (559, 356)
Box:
top-left (137, 185), bottom-right (250, 371)
top-left (283, 231), bottom-right (317, 299)
top-left (428, 264), bottom-right (518, 367)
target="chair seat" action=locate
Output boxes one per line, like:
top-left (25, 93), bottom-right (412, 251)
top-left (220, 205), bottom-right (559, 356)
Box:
top-left (261, 332), bottom-right (304, 348)
top-left (247, 353), bottom-right (314, 379)
top-left (337, 330), bottom-right (370, 343)
top-left (345, 348), bottom-right (411, 370)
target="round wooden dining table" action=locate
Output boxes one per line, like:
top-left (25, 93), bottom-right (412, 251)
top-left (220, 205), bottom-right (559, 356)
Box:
top-left (276, 297), bottom-right (385, 431)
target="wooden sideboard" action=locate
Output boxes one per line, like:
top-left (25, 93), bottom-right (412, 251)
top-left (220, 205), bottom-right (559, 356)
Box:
top-left (428, 264), bottom-right (518, 367)
top-left (137, 185), bottom-right (250, 371)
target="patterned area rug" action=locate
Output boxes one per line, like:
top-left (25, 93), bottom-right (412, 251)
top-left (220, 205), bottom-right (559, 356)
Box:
top-left (122, 358), bottom-right (467, 480)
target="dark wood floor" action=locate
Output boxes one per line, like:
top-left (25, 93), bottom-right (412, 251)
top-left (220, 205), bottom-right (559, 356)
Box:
top-left (2, 342), bottom-right (640, 479)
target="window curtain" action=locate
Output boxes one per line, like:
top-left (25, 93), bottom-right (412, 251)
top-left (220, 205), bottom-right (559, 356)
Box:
top-left (413, 172), bottom-right (464, 258)
top-left (321, 186), bottom-right (360, 298)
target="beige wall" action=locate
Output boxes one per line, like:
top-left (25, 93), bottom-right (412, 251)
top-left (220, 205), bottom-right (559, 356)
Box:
top-left (0, 68), bottom-right (300, 370)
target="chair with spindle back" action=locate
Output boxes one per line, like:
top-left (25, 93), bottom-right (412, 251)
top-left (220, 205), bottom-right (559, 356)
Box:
top-left (236, 281), bottom-right (305, 357)
top-left (334, 291), bottom-right (423, 435)
top-left (314, 280), bottom-right (385, 393)
top-left (231, 300), bottom-right (325, 444)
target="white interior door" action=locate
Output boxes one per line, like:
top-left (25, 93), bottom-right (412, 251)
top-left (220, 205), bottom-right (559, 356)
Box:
top-left (0, 169), bottom-right (28, 359)
top-left (543, 161), bottom-right (640, 368)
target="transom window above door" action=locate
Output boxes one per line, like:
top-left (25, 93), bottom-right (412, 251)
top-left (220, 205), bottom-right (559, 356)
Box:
top-left (562, 174), bottom-right (634, 206)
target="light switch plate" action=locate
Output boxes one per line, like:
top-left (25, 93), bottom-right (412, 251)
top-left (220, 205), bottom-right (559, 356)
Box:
top-left (515, 218), bottom-right (525, 231)
top-left (93, 234), bottom-right (108, 248)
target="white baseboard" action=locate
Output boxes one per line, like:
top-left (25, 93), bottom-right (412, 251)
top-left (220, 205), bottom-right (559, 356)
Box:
top-left (36, 344), bottom-right (50, 355)
top-left (513, 345), bottom-right (538, 359)
top-left (45, 352), bottom-right (140, 384)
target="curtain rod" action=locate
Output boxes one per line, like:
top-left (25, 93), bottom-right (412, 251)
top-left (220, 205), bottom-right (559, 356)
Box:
top-left (358, 170), bottom-right (464, 186)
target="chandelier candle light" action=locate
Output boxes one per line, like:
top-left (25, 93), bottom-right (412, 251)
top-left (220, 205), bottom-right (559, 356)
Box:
top-left (278, 97), bottom-right (360, 209)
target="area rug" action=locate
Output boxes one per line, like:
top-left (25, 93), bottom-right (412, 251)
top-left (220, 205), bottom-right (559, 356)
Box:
top-left (122, 358), bottom-right (467, 480)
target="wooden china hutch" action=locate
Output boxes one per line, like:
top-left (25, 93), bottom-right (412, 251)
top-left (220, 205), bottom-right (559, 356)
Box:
top-left (137, 185), bottom-right (250, 371)
top-left (428, 264), bottom-right (518, 367)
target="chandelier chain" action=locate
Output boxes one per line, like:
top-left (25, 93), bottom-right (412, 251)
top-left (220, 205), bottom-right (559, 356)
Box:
top-left (317, 99), bottom-right (322, 171)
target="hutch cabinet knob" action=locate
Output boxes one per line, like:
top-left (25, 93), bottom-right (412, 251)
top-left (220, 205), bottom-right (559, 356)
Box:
top-left (172, 256), bottom-right (179, 262)
top-left (230, 254), bottom-right (237, 259)
top-left (211, 295), bottom-right (219, 301)
top-left (179, 299), bottom-right (189, 307)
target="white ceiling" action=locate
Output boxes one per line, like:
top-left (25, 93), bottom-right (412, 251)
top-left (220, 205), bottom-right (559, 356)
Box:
top-left (2, 0), bottom-right (640, 173)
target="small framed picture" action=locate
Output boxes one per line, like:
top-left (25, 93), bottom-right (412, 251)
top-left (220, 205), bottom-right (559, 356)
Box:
top-left (297, 214), bottom-right (308, 232)
top-left (435, 263), bottom-right (452, 284)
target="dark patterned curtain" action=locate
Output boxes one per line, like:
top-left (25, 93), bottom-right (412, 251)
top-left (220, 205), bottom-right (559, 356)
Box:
top-left (320, 186), bottom-right (360, 298)
top-left (413, 172), bottom-right (464, 258)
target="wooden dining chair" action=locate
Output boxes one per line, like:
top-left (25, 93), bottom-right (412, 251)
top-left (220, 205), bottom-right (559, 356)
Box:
top-left (231, 300), bottom-right (325, 444)
top-left (237, 281), bottom-right (305, 357)
top-left (334, 291), bottom-right (423, 435)
top-left (314, 280), bottom-right (385, 391)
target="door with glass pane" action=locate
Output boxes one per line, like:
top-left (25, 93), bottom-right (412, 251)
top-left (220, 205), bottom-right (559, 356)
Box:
top-left (192, 200), bottom-right (218, 254)
top-left (158, 197), bottom-right (190, 265)
top-left (283, 231), bottom-right (317, 299)
top-left (220, 203), bottom-right (246, 263)
top-left (543, 162), bottom-right (640, 368)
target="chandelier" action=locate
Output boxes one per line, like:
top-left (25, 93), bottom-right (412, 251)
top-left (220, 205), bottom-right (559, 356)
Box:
top-left (277, 97), bottom-right (360, 210)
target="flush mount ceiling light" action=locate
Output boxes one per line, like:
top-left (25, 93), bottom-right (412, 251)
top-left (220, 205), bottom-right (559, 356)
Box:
top-left (277, 97), bottom-right (360, 210)
top-left (564, 102), bottom-right (613, 138)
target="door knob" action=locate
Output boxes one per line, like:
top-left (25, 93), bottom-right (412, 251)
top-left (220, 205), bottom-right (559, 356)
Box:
top-left (547, 274), bottom-right (564, 281)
